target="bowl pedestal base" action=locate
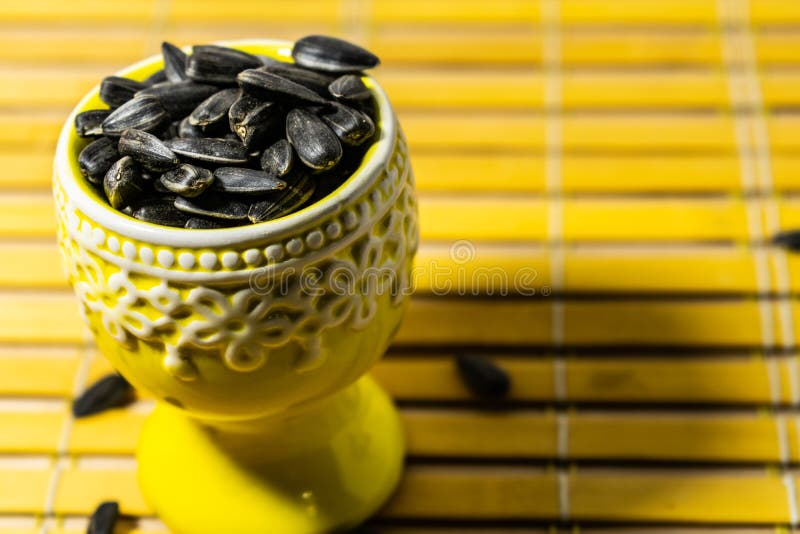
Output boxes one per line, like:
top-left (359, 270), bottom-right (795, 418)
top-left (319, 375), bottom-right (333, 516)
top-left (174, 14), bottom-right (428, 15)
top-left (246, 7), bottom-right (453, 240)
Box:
top-left (137, 374), bottom-right (404, 534)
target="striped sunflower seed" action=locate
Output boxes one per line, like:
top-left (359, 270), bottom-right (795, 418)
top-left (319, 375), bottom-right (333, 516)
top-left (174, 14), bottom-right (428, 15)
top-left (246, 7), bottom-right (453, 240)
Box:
top-left (190, 88), bottom-right (240, 127)
top-left (99, 76), bottom-right (147, 108)
top-left (292, 35), bottom-right (380, 73)
top-left (260, 139), bottom-right (294, 176)
top-left (162, 41), bottom-right (188, 82)
top-left (133, 196), bottom-right (190, 227)
top-left (319, 102), bottom-right (375, 146)
top-left (174, 195), bottom-right (249, 221)
top-left (258, 63), bottom-right (335, 96)
top-left (248, 172), bottom-right (314, 223)
top-left (136, 81), bottom-right (219, 118)
top-left (328, 74), bottom-right (370, 102)
top-left (87, 501), bottom-right (119, 534)
top-left (185, 217), bottom-right (234, 229)
top-left (75, 109), bottom-right (111, 137)
top-left (160, 164), bottom-right (214, 197)
top-left (237, 69), bottom-right (329, 105)
top-left (213, 167), bottom-right (286, 194)
top-left (230, 99), bottom-right (282, 149)
top-left (104, 156), bottom-right (144, 209)
top-left (186, 45), bottom-right (262, 84)
top-left (101, 95), bottom-right (168, 136)
top-left (164, 137), bottom-right (249, 164)
top-left (78, 137), bottom-right (119, 185)
top-left (286, 108), bottom-right (342, 171)
top-left (118, 128), bottom-right (180, 172)
top-left (179, 116), bottom-right (203, 139)
top-left (72, 373), bottom-right (134, 418)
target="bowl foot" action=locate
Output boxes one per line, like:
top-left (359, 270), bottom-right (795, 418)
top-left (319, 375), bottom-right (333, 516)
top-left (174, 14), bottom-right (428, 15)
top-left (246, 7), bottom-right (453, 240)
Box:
top-left (137, 374), bottom-right (404, 534)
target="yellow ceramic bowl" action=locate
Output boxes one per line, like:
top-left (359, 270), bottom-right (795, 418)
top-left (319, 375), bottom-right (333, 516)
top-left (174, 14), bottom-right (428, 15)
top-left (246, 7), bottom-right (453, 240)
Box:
top-left (54, 40), bottom-right (417, 533)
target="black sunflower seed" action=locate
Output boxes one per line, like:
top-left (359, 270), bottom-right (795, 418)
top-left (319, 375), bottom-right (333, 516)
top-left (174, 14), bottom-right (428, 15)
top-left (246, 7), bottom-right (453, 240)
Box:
top-left (319, 102), bottom-right (375, 146)
top-left (231, 100), bottom-right (282, 149)
top-left (99, 76), bottom-right (148, 108)
top-left (258, 63), bottom-right (335, 96)
top-left (102, 95), bottom-right (168, 136)
top-left (185, 217), bottom-right (234, 229)
top-left (160, 164), bottom-right (214, 197)
top-left (174, 195), bottom-right (249, 221)
top-left (292, 35), bottom-right (380, 73)
top-left (329, 74), bottom-right (370, 102)
top-left (455, 353), bottom-right (511, 399)
top-left (164, 137), bottom-right (249, 164)
top-left (118, 128), bottom-right (180, 172)
top-left (136, 81), bottom-right (219, 119)
top-left (104, 156), bottom-right (144, 209)
top-left (179, 116), bottom-right (203, 139)
top-left (143, 69), bottom-right (168, 86)
top-left (78, 137), bottom-right (119, 185)
top-left (186, 45), bottom-right (262, 85)
top-left (237, 69), bottom-right (329, 105)
top-left (133, 196), bottom-right (190, 227)
top-left (248, 172), bottom-right (314, 223)
top-left (87, 500), bottom-right (119, 534)
top-left (75, 110), bottom-right (111, 137)
top-left (162, 41), bottom-right (188, 83)
top-left (213, 167), bottom-right (286, 194)
top-left (774, 230), bottom-right (800, 252)
top-left (260, 139), bottom-right (294, 176)
top-left (286, 108), bottom-right (342, 171)
top-left (73, 373), bottom-right (134, 418)
top-left (189, 88), bottom-right (240, 127)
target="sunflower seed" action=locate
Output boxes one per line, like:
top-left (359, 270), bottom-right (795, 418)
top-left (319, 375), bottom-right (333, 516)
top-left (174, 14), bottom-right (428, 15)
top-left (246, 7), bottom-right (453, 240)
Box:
top-left (160, 164), bottom-right (214, 197)
top-left (185, 217), bottom-right (233, 229)
top-left (292, 35), bottom-right (380, 73)
top-left (118, 129), bottom-right (180, 172)
top-left (258, 63), bottom-right (335, 95)
top-left (774, 230), bottom-right (800, 252)
top-left (99, 76), bottom-right (147, 107)
top-left (455, 353), bottom-right (511, 399)
top-left (189, 88), bottom-right (240, 127)
top-left (133, 196), bottom-right (190, 227)
top-left (260, 139), bottom-right (294, 176)
top-left (75, 109), bottom-right (111, 137)
top-left (213, 167), bottom-right (286, 194)
top-left (231, 99), bottom-right (282, 149)
top-left (136, 81), bottom-right (219, 118)
top-left (73, 373), bottom-right (134, 418)
top-left (174, 195), bottom-right (249, 220)
top-left (328, 74), bottom-right (370, 102)
top-left (286, 108), bottom-right (342, 171)
top-left (88, 501), bottom-right (119, 534)
top-left (104, 156), bottom-right (144, 209)
top-left (162, 41), bottom-right (188, 82)
top-left (179, 116), bottom-right (203, 138)
top-left (319, 102), bottom-right (375, 146)
top-left (237, 69), bottom-right (329, 105)
top-left (78, 137), bottom-right (119, 185)
top-left (186, 45), bottom-right (262, 84)
top-left (143, 69), bottom-right (168, 86)
top-left (102, 95), bottom-right (168, 136)
top-left (165, 137), bottom-right (249, 164)
top-left (248, 172), bottom-right (314, 223)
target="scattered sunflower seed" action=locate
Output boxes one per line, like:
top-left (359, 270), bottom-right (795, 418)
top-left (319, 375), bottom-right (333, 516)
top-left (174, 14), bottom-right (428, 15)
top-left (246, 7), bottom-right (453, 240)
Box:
top-left (160, 164), bottom-right (215, 197)
top-left (189, 88), bottom-right (240, 127)
top-left (230, 99), bottom-right (282, 149)
top-left (132, 196), bottom-right (190, 227)
top-left (293, 34), bottom-right (380, 73)
top-left (329, 74), bottom-right (370, 102)
top-left (104, 156), bottom-right (144, 209)
top-left (79, 137), bottom-right (120, 185)
top-left (73, 373), bottom-right (134, 418)
top-left (179, 116), bottom-right (204, 138)
top-left (237, 69), bottom-right (329, 105)
top-left (118, 128), bottom-right (180, 172)
top-left (162, 41), bottom-right (188, 82)
top-left (248, 172), bottom-right (314, 223)
top-left (258, 63), bottom-right (335, 96)
top-left (186, 45), bottom-right (262, 84)
top-left (455, 353), bottom-right (511, 399)
top-left (101, 95), bottom-right (168, 136)
top-left (99, 76), bottom-right (147, 108)
top-left (75, 109), bottom-right (111, 137)
top-left (260, 139), bottom-right (294, 176)
top-left (165, 137), bottom-right (249, 164)
top-left (87, 500), bottom-right (119, 534)
top-left (286, 108), bottom-right (342, 171)
top-left (213, 167), bottom-right (286, 194)
top-left (174, 195), bottom-right (249, 220)
top-left (319, 102), bottom-right (375, 146)
top-left (136, 81), bottom-right (219, 118)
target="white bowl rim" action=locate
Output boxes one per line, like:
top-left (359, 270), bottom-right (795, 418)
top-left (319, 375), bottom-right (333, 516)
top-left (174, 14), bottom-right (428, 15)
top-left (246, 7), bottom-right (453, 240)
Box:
top-left (54, 38), bottom-right (396, 249)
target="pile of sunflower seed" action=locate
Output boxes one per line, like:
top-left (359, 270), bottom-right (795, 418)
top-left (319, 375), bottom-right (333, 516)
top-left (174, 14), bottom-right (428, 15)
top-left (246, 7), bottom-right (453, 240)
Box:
top-left (76, 36), bottom-right (379, 228)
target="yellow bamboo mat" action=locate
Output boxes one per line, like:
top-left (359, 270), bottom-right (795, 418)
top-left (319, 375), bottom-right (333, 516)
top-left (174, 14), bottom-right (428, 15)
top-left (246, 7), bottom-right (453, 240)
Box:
top-left (2, 0), bottom-right (800, 532)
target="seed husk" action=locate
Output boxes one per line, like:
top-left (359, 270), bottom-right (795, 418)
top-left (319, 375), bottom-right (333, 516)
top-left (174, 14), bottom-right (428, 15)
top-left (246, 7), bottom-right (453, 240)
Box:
top-left (165, 137), bottom-right (249, 164)
top-left (455, 353), bottom-right (511, 399)
top-left (248, 172), bottom-right (314, 223)
top-left (102, 95), bottom-right (168, 136)
top-left (159, 164), bottom-right (214, 197)
top-left (174, 195), bottom-right (249, 221)
top-left (118, 128), bottom-right (180, 172)
top-left (136, 81), bottom-right (219, 118)
top-left (286, 108), bottom-right (342, 171)
top-left (88, 501), bottom-right (119, 534)
top-left (237, 69), bottom-right (329, 105)
top-left (99, 76), bottom-right (148, 108)
top-left (133, 196), bottom-right (190, 227)
top-left (75, 109), bottom-right (111, 137)
top-left (78, 137), bottom-right (120, 185)
top-left (185, 217), bottom-right (233, 229)
top-left (162, 41), bottom-right (188, 82)
top-left (328, 74), bottom-right (370, 102)
top-left (189, 88), bottom-right (240, 128)
top-left (258, 63), bottom-right (335, 96)
top-left (73, 373), bottom-right (134, 418)
top-left (213, 167), bottom-right (286, 194)
top-left (186, 45), bottom-right (262, 84)
top-left (260, 139), bottom-right (294, 176)
top-left (319, 102), bottom-right (375, 146)
top-left (292, 35), bottom-right (380, 73)
top-left (231, 100), bottom-right (282, 149)
top-left (178, 116), bottom-right (203, 139)
top-left (104, 156), bottom-right (144, 209)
